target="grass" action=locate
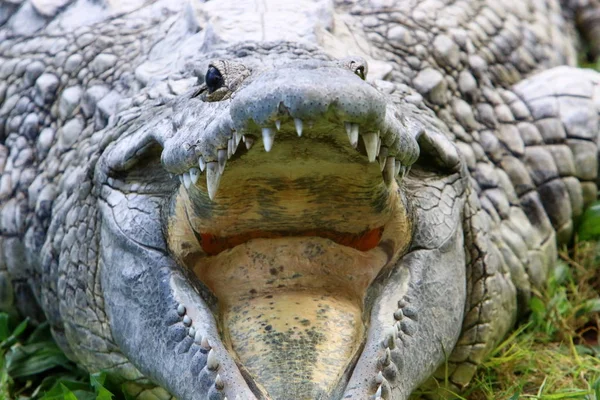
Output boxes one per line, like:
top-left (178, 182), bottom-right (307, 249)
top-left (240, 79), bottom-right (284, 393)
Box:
top-left (0, 314), bottom-right (123, 399)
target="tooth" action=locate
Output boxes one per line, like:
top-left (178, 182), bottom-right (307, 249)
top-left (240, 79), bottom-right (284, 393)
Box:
top-left (206, 162), bottom-right (221, 200)
top-left (215, 374), bottom-right (224, 390)
top-left (395, 160), bottom-right (402, 175)
top-left (218, 149), bottom-right (227, 173)
top-left (245, 136), bottom-right (254, 150)
top-left (375, 385), bottom-right (382, 399)
top-left (345, 122), bottom-right (359, 148)
top-left (395, 321), bottom-right (403, 335)
top-left (262, 128), bottom-right (275, 152)
top-left (189, 167), bottom-right (200, 184)
top-left (198, 157), bottom-right (206, 172)
top-left (234, 131), bottom-right (242, 147)
top-left (294, 118), bottom-right (303, 137)
top-left (383, 157), bottom-right (395, 184)
top-left (275, 119), bottom-right (281, 131)
top-left (183, 171), bottom-right (191, 188)
top-left (227, 139), bottom-right (233, 159)
top-left (384, 326), bottom-right (396, 349)
top-left (207, 349), bottom-right (219, 371)
top-left (376, 371), bottom-right (384, 384)
top-left (194, 330), bottom-right (203, 344)
top-left (178, 175), bottom-right (184, 184)
top-left (378, 146), bottom-right (388, 171)
top-left (363, 132), bottom-right (379, 162)
top-left (381, 347), bottom-right (392, 366)
top-left (201, 336), bottom-right (211, 350)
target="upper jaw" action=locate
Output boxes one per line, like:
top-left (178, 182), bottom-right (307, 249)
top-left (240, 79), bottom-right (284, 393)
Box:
top-left (160, 63), bottom-right (420, 200)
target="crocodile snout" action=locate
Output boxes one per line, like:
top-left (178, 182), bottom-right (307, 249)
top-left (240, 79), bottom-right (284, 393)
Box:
top-left (230, 65), bottom-right (387, 131)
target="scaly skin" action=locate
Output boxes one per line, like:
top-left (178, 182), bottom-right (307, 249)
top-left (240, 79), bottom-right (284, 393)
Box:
top-left (0, 1), bottom-right (599, 399)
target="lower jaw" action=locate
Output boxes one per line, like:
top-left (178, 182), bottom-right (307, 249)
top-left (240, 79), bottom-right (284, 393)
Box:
top-left (194, 237), bottom-right (393, 399)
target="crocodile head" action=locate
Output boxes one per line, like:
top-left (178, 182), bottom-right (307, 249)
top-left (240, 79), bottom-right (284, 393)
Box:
top-left (98, 44), bottom-right (467, 399)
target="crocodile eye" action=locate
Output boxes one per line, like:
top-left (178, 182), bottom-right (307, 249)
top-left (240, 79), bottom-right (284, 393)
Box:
top-left (355, 66), bottom-right (366, 80)
top-left (206, 66), bottom-right (224, 93)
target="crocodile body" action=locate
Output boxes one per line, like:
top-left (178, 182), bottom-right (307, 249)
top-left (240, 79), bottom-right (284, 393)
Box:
top-left (1, 0), bottom-right (599, 399)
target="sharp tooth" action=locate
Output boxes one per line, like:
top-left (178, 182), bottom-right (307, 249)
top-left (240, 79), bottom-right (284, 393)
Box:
top-left (215, 374), bottom-right (224, 390)
top-left (345, 122), bottom-right (359, 148)
top-left (201, 336), bottom-right (211, 350)
top-left (294, 118), bottom-right (303, 137)
top-left (234, 131), bottom-right (242, 147)
top-left (262, 128), bottom-right (275, 152)
top-left (362, 132), bottom-right (379, 162)
top-left (178, 175), bottom-right (184, 184)
top-left (206, 162), bottom-right (221, 200)
top-left (218, 149), bottom-right (227, 173)
top-left (275, 119), bottom-right (281, 131)
top-left (378, 146), bottom-right (389, 171)
top-left (383, 157), bottom-right (395, 184)
top-left (227, 139), bottom-right (233, 159)
top-left (375, 385), bottom-right (383, 399)
top-left (194, 330), bottom-right (203, 344)
top-left (381, 347), bottom-right (392, 366)
top-left (383, 326), bottom-right (396, 349)
top-left (189, 167), bottom-right (200, 184)
top-left (376, 371), bottom-right (384, 384)
top-left (198, 157), bottom-right (206, 172)
top-left (245, 136), bottom-right (254, 150)
top-left (207, 349), bottom-right (219, 371)
top-left (395, 160), bottom-right (401, 175)
top-left (183, 171), bottom-right (191, 188)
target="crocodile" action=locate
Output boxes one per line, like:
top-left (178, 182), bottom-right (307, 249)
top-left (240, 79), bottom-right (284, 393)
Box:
top-left (1, 0), bottom-right (599, 399)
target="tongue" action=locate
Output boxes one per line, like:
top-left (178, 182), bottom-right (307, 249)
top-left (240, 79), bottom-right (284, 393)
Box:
top-left (195, 237), bottom-right (389, 399)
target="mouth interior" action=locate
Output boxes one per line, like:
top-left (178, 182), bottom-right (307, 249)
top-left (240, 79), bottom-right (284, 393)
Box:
top-left (196, 226), bottom-right (384, 255)
top-left (167, 124), bottom-right (411, 398)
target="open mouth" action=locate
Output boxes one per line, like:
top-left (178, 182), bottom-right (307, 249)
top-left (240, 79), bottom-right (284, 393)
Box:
top-left (165, 113), bottom-right (414, 398)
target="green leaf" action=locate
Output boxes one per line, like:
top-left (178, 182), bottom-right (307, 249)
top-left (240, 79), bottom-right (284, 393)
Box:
top-left (530, 297), bottom-right (546, 317)
top-left (90, 372), bottom-right (114, 400)
top-left (42, 379), bottom-right (94, 400)
top-left (61, 383), bottom-right (80, 400)
top-left (578, 201), bottom-right (600, 241)
top-left (6, 340), bottom-right (71, 378)
top-left (1, 318), bottom-right (29, 349)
